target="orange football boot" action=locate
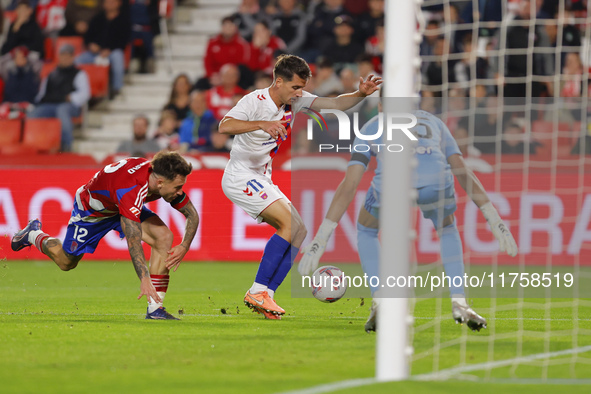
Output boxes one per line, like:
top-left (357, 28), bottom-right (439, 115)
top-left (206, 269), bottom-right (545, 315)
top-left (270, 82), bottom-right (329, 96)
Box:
top-left (244, 291), bottom-right (285, 316)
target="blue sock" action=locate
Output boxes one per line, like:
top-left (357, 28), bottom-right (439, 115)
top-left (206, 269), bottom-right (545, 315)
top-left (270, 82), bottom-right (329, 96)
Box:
top-left (439, 222), bottom-right (465, 296)
top-left (268, 245), bottom-right (299, 292)
top-left (357, 223), bottom-right (380, 295)
top-left (255, 234), bottom-right (291, 287)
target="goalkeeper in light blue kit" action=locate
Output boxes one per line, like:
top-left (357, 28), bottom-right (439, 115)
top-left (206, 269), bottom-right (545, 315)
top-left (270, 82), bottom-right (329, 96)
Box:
top-left (298, 105), bottom-right (518, 332)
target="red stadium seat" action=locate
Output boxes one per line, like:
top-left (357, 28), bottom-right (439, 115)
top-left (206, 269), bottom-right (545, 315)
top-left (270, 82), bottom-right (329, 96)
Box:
top-left (78, 64), bottom-right (109, 99)
top-left (0, 119), bottom-right (22, 149)
top-left (44, 37), bottom-right (55, 62)
top-left (54, 36), bottom-right (85, 59)
top-left (22, 118), bottom-right (62, 153)
top-left (40, 62), bottom-right (57, 80)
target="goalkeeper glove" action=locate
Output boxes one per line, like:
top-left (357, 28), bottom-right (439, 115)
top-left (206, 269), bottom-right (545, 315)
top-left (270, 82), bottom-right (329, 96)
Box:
top-left (480, 202), bottom-right (518, 257)
top-left (298, 219), bottom-right (338, 276)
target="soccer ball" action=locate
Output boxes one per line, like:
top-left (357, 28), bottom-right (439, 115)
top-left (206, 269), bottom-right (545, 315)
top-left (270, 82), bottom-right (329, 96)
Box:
top-left (311, 265), bottom-right (347, 303)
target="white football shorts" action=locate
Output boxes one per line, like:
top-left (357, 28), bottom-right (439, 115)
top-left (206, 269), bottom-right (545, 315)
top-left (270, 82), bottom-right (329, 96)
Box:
top-left (221, 171), bottom-right (290, 223)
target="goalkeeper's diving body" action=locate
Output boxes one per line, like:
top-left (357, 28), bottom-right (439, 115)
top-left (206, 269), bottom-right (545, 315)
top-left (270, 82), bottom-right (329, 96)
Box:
top-left (298, 107), bottom-right (518, 332)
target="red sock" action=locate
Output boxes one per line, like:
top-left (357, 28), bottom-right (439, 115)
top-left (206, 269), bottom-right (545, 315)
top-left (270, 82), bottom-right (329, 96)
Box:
top-left (151, 274), bottom-right (169, 293)
top-left (34, 233), bottom-right (50, 253)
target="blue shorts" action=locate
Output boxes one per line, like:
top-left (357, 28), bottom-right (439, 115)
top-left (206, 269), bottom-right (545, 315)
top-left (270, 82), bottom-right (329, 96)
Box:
top-left (63, 207), bottom-right (157, 256)
top-left (416, 182), bottom-right (457, 229)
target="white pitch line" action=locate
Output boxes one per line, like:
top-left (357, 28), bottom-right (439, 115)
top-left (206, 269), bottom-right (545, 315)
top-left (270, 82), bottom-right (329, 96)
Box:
top-left (414, 344), bottom-right (591, 380)
top-left (276, 378), bottom-right (376, 394)
top-left (275, 346), bottom-right (591, 394)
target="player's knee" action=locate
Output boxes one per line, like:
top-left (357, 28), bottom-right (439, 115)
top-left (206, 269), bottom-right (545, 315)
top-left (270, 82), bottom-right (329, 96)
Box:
top-left (292, 216), bottom-right (307, 242)
top-left (59, 259), bottom-right (79, 271)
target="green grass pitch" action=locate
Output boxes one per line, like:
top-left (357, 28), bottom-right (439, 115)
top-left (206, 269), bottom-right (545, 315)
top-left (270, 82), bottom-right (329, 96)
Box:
top-left (1, 261), bottom-right (590, 393)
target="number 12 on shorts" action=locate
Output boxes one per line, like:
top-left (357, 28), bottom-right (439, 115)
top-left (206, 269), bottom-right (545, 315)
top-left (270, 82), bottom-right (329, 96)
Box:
top-left (73, 225), bottom-right (88, 243)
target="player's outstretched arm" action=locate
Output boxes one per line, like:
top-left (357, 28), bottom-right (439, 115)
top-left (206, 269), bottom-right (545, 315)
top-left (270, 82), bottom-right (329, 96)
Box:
top-left (219, 117), bottom-right (289, 140)
top-left (448, 154), bottom-right (518, 257)
top-left (298, 164), bottom-right (366, 276)
top-left (310, 74), bottom-right (382, 112)
top-left (120, 216), bottom-right (162, 302)
top-left (165, 201), bottom-right (200, 272)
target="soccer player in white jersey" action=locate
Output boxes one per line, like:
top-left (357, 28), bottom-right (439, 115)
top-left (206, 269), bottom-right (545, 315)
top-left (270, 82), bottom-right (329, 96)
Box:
top-left (299, 103), bottom-right (518, 331)
top-left (219, 54), bottom-right (381, 319)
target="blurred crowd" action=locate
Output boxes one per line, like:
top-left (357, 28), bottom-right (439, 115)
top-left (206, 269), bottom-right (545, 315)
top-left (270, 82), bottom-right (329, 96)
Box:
top-left (419, 0), bottom-right (590, 157)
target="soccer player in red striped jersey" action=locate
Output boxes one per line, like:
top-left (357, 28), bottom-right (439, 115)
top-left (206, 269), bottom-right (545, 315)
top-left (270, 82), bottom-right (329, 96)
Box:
top-left (219, 54), bottom-right (381, 319)
top-left (11, 151), bottom-right (199, 320)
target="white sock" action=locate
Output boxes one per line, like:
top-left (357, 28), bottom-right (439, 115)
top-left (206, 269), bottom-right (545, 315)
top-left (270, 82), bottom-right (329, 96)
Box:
top-left (28, 230), bottom-right (44, 245)
top-left (250, 282), bottom-right (267, 294)
top-left (451, 294), bottom-right (468, 307)
top-left (267, 289), bottom-right (275, 299)
top-left (148, 291), bottom-right (166, 313)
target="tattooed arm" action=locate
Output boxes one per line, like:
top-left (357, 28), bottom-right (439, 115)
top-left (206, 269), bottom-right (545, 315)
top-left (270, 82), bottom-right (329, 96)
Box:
top-left (120, 216), bottom-right (161, 302)
top-left (165, 200), bottom-right (200, 271)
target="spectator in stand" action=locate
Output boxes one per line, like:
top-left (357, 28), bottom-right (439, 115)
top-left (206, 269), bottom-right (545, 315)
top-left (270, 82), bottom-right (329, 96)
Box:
top-left (502, 0), bottom-right (550, 98)
top-left (423, 36), bottom-right (456, 96)
top-left (304, 0), bottom-right (350, 62)
top-left (561, 52), bottom-right (583, 98)
top-left (0, 46), bottom-right (40, 112)
top-left (252, 70), bottom-right (272, 90)
top-left (117, 113), bottom-right (161, 155)
top-left (321, 15), bottom-right (364, 66)
top-left (76, 0), bottom-right (131, 97)
top-left (36, 0), bottom-right (68, 36)
top-left (356, 0), bottom-right (384, 44)
top-left (1, 0), bottom-right (44, 57)
top-left (152, 110), bottom-right (180, 151)
top-left (420, 20), bottom-right (440, 58)
top-left (207, 63), bottom-right (246, 121)
top-left (248, 20), bottom-right (286, 74)
top-left (204, 15), bottom-right (250, 79)
top-left (454, 35), bottom-right (490, 95)
top-left (444, 3), bottom-right (468, 53)
top-left (339, 66), bottom-right (358, 94)
top-left (460, 0), bottom-right (501, 38)
top-left (365, 17), bottom-right (384, 72)
top-left (179, 90), bottom-right (218, 152)
top-left (163, 73), bottom-right (192, 129)
top-left (501, 123), bottom-right (538, 155)
top-left (129, 0), bottom-right (159, 74)
top-left (29, 44), bottom-right (90, 152)
top-left (234, 0), bottom-right (267, 41)
top-left (60, 0), bottom-right (102, 37)
top-left (271, 0), bottom-right (307, 55)
top-left (312, 57), bottom-right (343, 96)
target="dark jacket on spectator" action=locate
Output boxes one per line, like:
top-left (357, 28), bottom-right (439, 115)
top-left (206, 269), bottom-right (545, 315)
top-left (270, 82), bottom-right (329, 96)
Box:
top-left (307, 4), bottom-right (349, 50)
top-left (271, 8), bottom-right (307, 54)
top-left (322, 39), bottom-right (365, 65)
top-left (85, 10), bottom-right (131, 50)
top-left (3, 64), bottom-right (39, 103)
top-left (1, 18), bottom-right (44, 56)
top-left (40, 66), bottom-right (81, 104)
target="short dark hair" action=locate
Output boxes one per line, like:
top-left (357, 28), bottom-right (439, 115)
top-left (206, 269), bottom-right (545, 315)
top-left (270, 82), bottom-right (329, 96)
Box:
top-left (273, 54), bottom-right (311, 82)
top-left (151, 151), bottom-right (192, 180)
